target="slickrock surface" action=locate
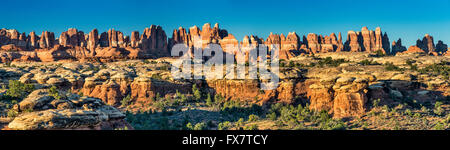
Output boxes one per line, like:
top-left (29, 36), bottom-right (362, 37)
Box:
top-left (7, 89), bottom-right (131, 130)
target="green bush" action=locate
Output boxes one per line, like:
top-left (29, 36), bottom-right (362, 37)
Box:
top-left (7, 109), bottom-right (18, 117)
top-left (434, 101), bottom-right (444, 116)
top-left (49, 86), bottom-right (62, 100)
top-left (244, 124), bottom-right (258, 130)
top-left (205, 93), bottom-right (213, 106)
top-left (384, 62), bottom-right (403, 71)
top-left (267, 112), bottom-right (277, 121)
top-left (359, 59), bottom-right (380, 66)
top-left (186, 122), bottom-right (208, 130)
top-left (374, 50), bottom-right (386, 57)
top-left (218, 121), bottom-right (233, 130)
top-left (405, 59), bottom-right (418, 71)
top-left (5, 80), bottom-right (35, 100)
top-left (192, 84), bottom-right (202, 101)
top-left (248, 114), bottom-right (260, 122)
top-left (121, 95), bottom-right (132, 107)
top-left (418, 61), bottom-right (449, 78)
top-left (317, 57), bottom-right (348, 67)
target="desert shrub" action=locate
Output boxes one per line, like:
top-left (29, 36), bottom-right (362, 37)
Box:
top-left (433, 121), bottom-right (446, 130)
top-left (121, 94), bottom-right (132, 107)
top-left (186, 122), bottom-right (208, 130)
top-left (205, 93), bottom-right (213, 106)
top-left (317, 57), bottom-right (348, 67)
top-left (7, 109), bottom-right (18, 117)
top-left (143, 59), bottom-right (150, 64)
top-left (434, 101), bottom-right (444, 116)
top-left (218, 121), bottom-right (233, 130)
top-left (49, 86), bottom-right (62, 100)
top-left (375, 50), bottom-right (386, 57)
top-left (359, 59), bottom-right (380, 66)
top-left (267, 103), bottom-right (347, 130)
top-left (267, 112), bottom-right (277, 121)
top-left (125, 111), bottom-right (183, 130)
top-left (5, 80), bottom-right (35, 100)
top-left (244, 124), bottom-right (258, 130)
top-left (220, 101), bottom-right (263, 120)
top-left (418, 61), bottom-right (449, 78)
top-left (384, 62), bottom-right (403, 71)
top-left (84, 66), bottom-right (100, 72)
top-left (151, 74), bottom-right (163, 80)
top-left (405, 59), bottom-right (418, 71)
top-left (192, 84), bottom-right (202, 101)
top-left (248, 114), bottom-right (260, 122)
top-left (372, 99), bottom-right (381, 107)
top-left (186, 122), bottom-right (194, 130)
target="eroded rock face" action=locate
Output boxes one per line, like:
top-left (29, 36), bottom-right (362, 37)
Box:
top-left (87, 29), bottom-right (99, 52)
top-left (344, 27), bottom-right (390, 53)
top-left (130, 77), bottom-right (191, 104)
top-left (8, 89), bottom-right (131, 130)
top-left (220, 34), bottom-right (239, 53)
top-left (435, 40), bottom-right (448, 55)
top-left (140, 25), bottom-right (168, 57)
top-left (39, 31), bottom-right (55, 49)
top-left (417, 34), bottom-right (435, 54)
top-left (392, 38), bottom-right (407, 54)
top-left (403, 45), bottom-right (426, 54)
top-left (304, 32), bottom-right (343, 53)
top-left (307, 76), bottom-right (369, 118)
top-left (344, 31), bottom-right (362, 52)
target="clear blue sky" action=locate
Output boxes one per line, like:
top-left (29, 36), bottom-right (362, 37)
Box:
top-left (3, 0), bottom-right (450, 47)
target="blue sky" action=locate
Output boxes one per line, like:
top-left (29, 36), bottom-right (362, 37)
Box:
top-left (3, 0), bottom-right (450, 46)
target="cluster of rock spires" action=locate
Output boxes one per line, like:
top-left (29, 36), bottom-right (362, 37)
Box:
top-left (0, 23), bottom-right (449, 62)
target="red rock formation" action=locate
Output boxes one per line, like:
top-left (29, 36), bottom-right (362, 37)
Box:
top-left (219, 34), bottom-right (239, 53)
top-left (336, 32), bottom-right (344, 52)
top-left (99, 32), bottom-right (109, 47)
top-left (87, 29), bottom-right (99, 51)
top-left (39, 31), bottom-right (55, 49)
top-left (130, 31), bottom-right (140, 48)
top-left (391, 38), bottom-right (407, 54)
top-left (59, 32), bottom-right (70, 47)
top-left (108, 29), bottom-right (119, 48)
top-left (344, 27), bottom-right (390, 53)
top-left (188, 25), bottom-right (201, 48)
top-left (265, 32), bottom-right (282, 53)
top-left (416, 34), bottom-right (435, 53)
top-left (344, 31), bottom-right (362, 52)
top-left (140, 25), bottom-right (168, 57)
top-left (403, 45), bottom-right (426, 54)
top-left (168, 27), bottom-right (189, 50)
top-left (206, 79), bottom-right (265, 103)
top-left (306, 33), bottom-right (321, 53)
top-left (279, 32), bottom-right (300, 59)
top-left (435, 40), bottom-right (447, 55)
top-left (17, 33), bottom-right (27, 49)
top-left (27, 31), bottom-right (38, 49)
top-left (130, 77), bottom-right (192, 104)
